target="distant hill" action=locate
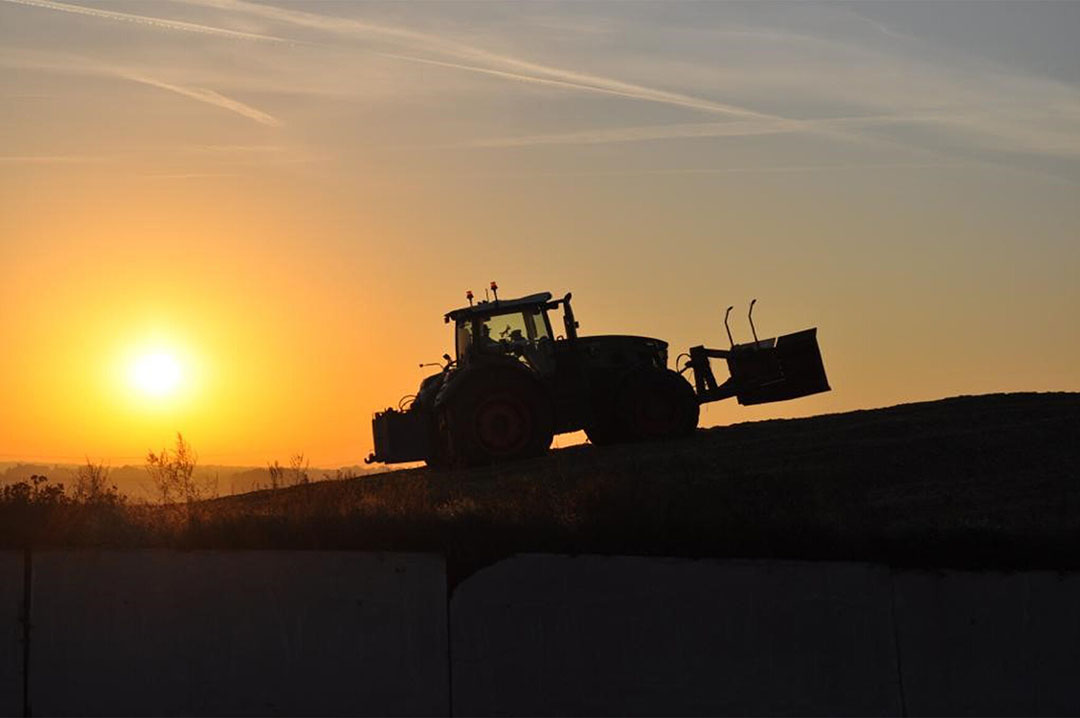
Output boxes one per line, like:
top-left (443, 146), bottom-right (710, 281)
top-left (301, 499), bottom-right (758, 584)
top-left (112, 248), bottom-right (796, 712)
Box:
top-left (0, 462), bottom-right (387, 502)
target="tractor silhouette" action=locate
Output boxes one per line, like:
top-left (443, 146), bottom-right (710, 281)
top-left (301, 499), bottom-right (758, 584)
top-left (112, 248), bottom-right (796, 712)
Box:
top-left (367, 284), bottom-right (829, 468)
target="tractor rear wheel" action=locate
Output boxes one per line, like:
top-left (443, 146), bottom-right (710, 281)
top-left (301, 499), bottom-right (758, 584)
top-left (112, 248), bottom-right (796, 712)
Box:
top-left (443, 369), bottom-right (553, 467)
top-left (619, 368), bottom-right (700, 442)
top-left (586, 368), bottom-right (699, 446)
top-left (584, 418), bottom-right (623, 446)
top-left (584, 401), bottom-right (628, 445)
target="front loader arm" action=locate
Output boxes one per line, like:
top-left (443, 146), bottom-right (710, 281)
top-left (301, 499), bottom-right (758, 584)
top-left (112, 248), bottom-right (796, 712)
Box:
top-left (685, 345), bottom-right (738, 402)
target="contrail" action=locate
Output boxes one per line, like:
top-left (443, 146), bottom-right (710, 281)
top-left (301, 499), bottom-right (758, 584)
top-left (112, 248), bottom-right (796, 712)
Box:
top-left (0, 155), bottom-right (108, 163)
top-left (175, 0), bottom-right (916, 152)
top-left (16, 0), bottom-right (772, 123)
top-left (376, 53), bottom-right (778, 121)
top-left (177, 0), bottom-right (777, 122)
top-left (0, 49), bottom-right (283, 126)
top-left (438, 161), bottom-right (978, 180)
top-left (1, 0), bottom-right (289, 42)
top-left (119, 72), bottom-right (282, 126)
top-left (460, 114), bottom-right (936, 149)
top-left (462, 120), bottom-right (804, 149)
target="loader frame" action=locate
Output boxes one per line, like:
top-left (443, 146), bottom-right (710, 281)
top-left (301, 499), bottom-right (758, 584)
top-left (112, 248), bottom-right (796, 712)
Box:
top-left (683, 301), bottom-right (830, 407)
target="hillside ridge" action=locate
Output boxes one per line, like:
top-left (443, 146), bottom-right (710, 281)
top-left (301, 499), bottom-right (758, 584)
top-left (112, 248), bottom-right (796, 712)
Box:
top-left (6, 392), bottom-right (1078, 579)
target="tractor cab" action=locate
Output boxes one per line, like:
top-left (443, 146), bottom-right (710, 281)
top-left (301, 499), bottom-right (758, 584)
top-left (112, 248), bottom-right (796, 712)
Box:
top-left (445, 290), bottom-right (578, 376)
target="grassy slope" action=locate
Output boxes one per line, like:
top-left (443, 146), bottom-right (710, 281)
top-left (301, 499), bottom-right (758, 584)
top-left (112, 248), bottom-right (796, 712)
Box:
top-left (9, 393), bottom-right (1080, 579)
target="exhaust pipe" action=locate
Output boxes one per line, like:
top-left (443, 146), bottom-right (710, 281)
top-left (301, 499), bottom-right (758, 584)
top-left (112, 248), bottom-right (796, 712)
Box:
top-left (748, 298), bottom-right (759, 347)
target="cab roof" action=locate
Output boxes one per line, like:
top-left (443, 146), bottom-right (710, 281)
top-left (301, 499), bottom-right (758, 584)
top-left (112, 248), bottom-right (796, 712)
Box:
top-left (445, 292), bottom-right (553, 323)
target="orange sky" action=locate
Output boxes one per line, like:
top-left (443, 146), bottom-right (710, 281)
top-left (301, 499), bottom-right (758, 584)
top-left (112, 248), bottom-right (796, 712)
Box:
top-left (2, 1), bottom-right (1078, 466)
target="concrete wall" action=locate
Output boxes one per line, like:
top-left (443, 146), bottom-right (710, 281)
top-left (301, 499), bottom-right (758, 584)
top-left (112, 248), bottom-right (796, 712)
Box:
top-left (0, 552), bottom-right (22, 718)
top-left (29, 551), bottom-right (447, 717)
top-left (15, 552), bottom-right (1080, 717)
top-left (894, 570), bottom-right (1080, 717)
top-left (451, 555), bottom-right (903, 716)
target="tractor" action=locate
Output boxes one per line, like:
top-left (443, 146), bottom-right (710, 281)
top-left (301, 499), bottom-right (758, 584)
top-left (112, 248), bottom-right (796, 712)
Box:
top-left (366, 284), bottom-right (830, 468)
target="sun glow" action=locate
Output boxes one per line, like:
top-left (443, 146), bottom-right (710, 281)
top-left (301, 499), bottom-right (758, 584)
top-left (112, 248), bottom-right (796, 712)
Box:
top-left (130, 352), bottom-right (183, 398)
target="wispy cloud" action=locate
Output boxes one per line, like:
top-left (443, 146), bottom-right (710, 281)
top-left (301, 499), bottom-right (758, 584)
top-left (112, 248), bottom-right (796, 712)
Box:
top-left (141, 172), bottom-right (242, 179)
top-left (390, 161), bottom-right (982, 184)
top-left (0, 145), bottom-right (318, 168)
top-left (460, 108), bottom-right (1080, 159)
top-left (614, 161), bottom-right (977, 176)
top-left (1, 0), bottom-right (289, 42)
top-left (9, 0), bottom-right (1079, 165)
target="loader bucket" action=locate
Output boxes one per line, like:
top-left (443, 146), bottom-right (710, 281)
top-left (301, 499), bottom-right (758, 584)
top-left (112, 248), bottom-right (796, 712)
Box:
top-left (727, 327), bottom-right (830, 406)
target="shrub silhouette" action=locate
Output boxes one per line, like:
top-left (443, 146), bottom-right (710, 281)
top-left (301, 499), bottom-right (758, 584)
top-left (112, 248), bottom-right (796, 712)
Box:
top-left (0, 474), bottom-right (67, 507)
top-left (267, 460), bottom-right (284, 490)
top-left (73, 460), bottom-right (125, 507)
top-left (289, 453), bottom-right (310, 486)
top-left (267, 453), bottom-right (309, 489)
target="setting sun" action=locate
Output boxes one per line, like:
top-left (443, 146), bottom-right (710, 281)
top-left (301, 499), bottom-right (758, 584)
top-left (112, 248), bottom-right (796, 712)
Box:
top-left (130, 352), bottom-right (182, 398)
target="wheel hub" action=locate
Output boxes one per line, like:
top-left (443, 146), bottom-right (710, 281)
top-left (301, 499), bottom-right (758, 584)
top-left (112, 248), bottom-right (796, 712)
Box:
top-left (475, 394), bottom-right (532, 455)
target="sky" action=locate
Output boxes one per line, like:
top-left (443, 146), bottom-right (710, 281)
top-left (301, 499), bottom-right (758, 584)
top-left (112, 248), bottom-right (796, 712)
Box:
top-left (1, 0), bottom-right (1078, 467)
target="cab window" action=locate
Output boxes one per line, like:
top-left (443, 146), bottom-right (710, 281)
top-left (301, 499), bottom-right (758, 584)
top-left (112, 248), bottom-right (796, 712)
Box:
top-left (482, 312), bottom-right (529, 345)
top-left (455, 320), bottom-right (473, 358)
top-left (458, 308), bottom-right (553, 370)
top-left (480, 310), bottom-right (550, 347)
top-left (527, 310), bottom-right (551, 342)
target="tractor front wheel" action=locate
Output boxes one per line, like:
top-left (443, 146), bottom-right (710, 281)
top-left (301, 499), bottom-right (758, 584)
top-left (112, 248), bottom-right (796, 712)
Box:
top-left (443, 369), bottom-right (554, 467)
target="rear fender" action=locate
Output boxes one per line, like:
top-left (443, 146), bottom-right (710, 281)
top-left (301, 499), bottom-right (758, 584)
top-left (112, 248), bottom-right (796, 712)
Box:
top-left (434, 360), bottom-right (538, 411)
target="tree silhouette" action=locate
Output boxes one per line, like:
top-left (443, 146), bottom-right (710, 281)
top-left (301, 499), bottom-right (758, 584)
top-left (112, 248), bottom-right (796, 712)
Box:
top-left (146, 433), bottom-right (200, 504)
